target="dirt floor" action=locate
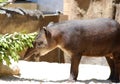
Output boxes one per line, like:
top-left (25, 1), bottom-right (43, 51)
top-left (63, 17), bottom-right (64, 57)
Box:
top-left (0, 60), bottom-right (118, 84)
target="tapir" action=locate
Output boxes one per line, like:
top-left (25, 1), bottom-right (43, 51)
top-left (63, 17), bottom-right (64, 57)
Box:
top-left (25, 18), bottom-right (120, 83)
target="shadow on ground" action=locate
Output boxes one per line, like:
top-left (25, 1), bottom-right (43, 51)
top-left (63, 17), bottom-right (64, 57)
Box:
top-left (0, 76), bottom-right (113, 84)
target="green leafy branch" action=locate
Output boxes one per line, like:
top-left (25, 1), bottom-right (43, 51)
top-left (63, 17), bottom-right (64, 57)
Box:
top-left (0, 32), bottom-right (37, 66)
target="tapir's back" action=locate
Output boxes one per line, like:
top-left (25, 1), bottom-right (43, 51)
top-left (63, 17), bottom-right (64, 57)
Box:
top-left (49, 18), bottom-right (119, 36)
top-left (52, 18), bottom-right (119, 32)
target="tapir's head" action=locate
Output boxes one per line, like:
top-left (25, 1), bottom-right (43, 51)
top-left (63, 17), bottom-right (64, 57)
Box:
top-left (34, 22), bottom-right (57, 56)
top-left (24, 22), bottom-right (58, 60)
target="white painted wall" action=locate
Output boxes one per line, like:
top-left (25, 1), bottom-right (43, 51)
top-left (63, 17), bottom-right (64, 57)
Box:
top-left (27, 0), bottom-right (63, 12)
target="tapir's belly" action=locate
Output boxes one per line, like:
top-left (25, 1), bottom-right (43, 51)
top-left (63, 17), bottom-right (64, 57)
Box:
top-left (81, 42), bottom-right (113, 56)
top-left (63, 36), bottom-right (116, 57)
top-left (82, 48), bottom-right (112, 56)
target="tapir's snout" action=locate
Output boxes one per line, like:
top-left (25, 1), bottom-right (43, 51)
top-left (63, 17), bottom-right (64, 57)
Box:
top-left (35, 42), bottom-right (46, 48)
top-left (24, 42), bottom-right (40, 60)
top-left (35, 39), bottom-right (48, 49)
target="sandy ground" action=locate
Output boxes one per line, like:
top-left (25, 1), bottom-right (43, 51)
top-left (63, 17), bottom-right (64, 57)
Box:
top-left (0, 61), bottom-right (118, 84)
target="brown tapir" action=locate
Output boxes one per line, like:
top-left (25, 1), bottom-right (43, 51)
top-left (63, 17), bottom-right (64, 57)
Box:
top-left (26, 18), bottom-right (120, 83)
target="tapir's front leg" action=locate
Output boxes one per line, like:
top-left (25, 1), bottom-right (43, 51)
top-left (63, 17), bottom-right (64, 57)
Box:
top-left (69, 53), bottom-right (82, 81)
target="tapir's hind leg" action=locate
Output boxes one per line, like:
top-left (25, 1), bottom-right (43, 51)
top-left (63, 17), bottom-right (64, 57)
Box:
top-left (106, 53), bottom-right (120, 83)
top-left (69, 53), bottom-right (82, 81)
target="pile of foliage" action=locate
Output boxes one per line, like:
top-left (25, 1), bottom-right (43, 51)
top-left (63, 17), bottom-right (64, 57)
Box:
top-left (0, 32), bottom-right (37, 65)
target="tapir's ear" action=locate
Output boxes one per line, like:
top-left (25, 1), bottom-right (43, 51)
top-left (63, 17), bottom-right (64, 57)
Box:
top-left (39, 26), bottom-right (46, 32)
top-left (47, 22), bottom-right (54, 27)
top-left (43, 28), bottom-right (52, 39)
top-left (43, 26), bottom-right (46, 30)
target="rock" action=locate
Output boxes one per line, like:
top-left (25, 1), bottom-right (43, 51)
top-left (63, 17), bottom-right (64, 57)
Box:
top-left (0, 61), bottom-right (20, 76)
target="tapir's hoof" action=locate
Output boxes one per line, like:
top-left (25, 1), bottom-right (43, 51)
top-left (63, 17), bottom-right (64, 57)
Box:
top-left (68, 76), bottom-right (76, 82)
top-left (107, 78), bottom-right (119, 83)
top-left (111, 80), bottom-right (119, 83)
top-left (67, 79), bottom-right (75, 83)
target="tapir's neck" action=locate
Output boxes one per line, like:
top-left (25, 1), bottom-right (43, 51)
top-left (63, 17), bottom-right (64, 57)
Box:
top-left (40, 42), bottom-right (58, 56)
top-left (57, 45), bottom-right (72, 56)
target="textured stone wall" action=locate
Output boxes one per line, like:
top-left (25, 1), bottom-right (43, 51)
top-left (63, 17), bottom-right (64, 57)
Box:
top-left (63, 0), bottom-right (90, 20)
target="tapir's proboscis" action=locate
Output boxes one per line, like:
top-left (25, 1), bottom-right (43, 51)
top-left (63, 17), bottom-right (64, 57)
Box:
top-left (26, 18), bottom-right (120, 83)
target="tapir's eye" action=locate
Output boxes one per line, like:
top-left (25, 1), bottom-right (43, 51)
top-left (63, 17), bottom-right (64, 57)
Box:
top-left (38, 41), bottom-right (43, 46)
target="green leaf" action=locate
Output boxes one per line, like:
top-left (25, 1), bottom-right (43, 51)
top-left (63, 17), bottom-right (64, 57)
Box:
top-left (0, 32), bottom-right (37, 66)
